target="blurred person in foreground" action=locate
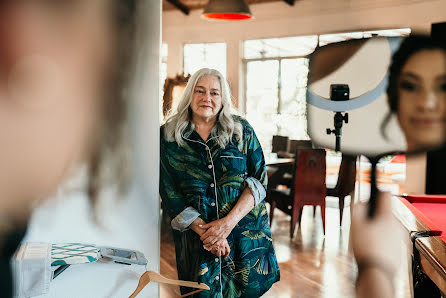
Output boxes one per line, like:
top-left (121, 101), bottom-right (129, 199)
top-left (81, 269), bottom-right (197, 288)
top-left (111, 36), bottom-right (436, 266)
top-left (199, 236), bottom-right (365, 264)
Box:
top-left (0, 0), bottom-right (139, 296)
top-left (351, 192), bottom-right (405, 298)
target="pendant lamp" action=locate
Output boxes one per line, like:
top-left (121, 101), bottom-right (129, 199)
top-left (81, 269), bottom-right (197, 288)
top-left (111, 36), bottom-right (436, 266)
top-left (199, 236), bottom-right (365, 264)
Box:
top-left (202, 0), bottom-right (253, 20)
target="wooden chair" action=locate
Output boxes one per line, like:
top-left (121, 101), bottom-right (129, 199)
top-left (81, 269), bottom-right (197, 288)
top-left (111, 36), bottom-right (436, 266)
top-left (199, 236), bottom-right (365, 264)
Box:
top-left (282, 140), bottom-right (313, 185)
top-left (326, 154), bottom-right (357, 226)
top-left (271, 135), bottom-right (289, 153)
top-left (288, 140), bottom-right (312, 154)
top-left (268, 149), bottom-right (327, 238)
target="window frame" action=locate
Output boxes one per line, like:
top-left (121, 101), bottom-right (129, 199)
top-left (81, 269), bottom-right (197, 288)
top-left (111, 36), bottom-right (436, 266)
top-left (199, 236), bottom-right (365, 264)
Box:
top-left (242, 54), bottom-right (310, 116)
top-left (182, 42), bottom-right (227, 77)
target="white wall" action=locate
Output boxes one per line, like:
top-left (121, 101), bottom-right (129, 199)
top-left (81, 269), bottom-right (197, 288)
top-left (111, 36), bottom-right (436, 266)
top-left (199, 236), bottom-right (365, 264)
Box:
top-left (126, 0), bottom-right (162, 295)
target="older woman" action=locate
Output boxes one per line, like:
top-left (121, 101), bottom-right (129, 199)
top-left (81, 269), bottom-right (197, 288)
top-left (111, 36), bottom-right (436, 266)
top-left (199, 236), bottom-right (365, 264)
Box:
top-left (160, 68), bottom-right (280, 297)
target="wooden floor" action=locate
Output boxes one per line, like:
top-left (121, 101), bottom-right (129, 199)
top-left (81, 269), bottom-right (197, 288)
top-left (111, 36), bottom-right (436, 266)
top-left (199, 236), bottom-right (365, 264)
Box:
top-left (160, 200), bottom-right (412, 298)
top-left (160, 203), bottom-right (357, 298)
top-left (261, 205), bottom-right (357, 298)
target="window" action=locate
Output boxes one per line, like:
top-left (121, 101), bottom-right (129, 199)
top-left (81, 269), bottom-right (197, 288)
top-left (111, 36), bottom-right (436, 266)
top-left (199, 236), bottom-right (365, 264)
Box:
top-left (244, 36), bottom-right (317, 152)
top-left (183, 42), bottom-right (226, 77)
top-left (244, 29), bottom-right (411, 153)
top-left (244, 36), bottom-right (318, 59)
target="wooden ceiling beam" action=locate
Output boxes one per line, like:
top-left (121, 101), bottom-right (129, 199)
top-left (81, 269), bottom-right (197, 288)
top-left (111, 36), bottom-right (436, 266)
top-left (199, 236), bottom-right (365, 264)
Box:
top-left (283, 0), bottom-right (295, 6)
top-left (166, 0), bottom-right (190, 15)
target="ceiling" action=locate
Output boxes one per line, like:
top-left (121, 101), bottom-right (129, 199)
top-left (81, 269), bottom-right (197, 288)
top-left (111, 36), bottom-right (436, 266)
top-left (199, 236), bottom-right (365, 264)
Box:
top-left (163, 0), bottom-right (288, 12)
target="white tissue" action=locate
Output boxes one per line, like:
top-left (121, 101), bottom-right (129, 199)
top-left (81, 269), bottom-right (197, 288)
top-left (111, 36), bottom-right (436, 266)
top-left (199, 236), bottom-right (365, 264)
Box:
top-left (11, 242), bottom-right (51, 298)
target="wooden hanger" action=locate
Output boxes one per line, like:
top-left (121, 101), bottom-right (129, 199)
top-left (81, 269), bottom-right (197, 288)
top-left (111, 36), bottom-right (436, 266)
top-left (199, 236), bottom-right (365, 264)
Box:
top-left (129, 270), bottom-right (210, 298)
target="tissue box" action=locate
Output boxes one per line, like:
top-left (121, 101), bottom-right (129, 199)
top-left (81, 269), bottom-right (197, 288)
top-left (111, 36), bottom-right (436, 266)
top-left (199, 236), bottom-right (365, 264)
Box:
top-left (11, 242), bottom-right (51, 298)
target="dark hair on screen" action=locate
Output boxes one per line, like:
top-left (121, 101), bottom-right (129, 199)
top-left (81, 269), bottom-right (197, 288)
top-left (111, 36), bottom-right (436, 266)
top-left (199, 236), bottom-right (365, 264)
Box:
top-left (381, 35), bottom-right (446, 139)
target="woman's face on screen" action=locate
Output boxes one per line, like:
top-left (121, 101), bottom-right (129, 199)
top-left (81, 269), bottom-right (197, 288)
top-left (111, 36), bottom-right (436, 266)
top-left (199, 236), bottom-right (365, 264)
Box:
top-left (0, 0), bottom-right (116, 218)
top-left (397, 49), bottom-right (446, 151)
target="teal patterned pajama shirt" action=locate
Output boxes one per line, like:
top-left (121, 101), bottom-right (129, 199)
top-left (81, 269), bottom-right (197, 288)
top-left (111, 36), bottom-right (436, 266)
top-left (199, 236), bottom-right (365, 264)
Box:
top-left (160, 117), bottom-right (280, 297)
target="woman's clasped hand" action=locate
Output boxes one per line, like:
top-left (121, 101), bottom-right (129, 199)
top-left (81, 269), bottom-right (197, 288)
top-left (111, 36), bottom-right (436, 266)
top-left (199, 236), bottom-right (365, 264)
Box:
top-left (200, 217), bottom-right (236, 258)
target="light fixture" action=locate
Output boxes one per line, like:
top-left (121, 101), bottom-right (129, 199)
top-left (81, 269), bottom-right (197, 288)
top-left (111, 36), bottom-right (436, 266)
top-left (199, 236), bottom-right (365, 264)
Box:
top-left (202, 0), bottom-right (253, 21)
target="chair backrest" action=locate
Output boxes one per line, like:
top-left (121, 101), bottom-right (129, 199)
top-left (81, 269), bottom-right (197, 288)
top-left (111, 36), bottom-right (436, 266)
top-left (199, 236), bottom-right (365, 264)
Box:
top-left (288, 140), bottom-right (312, 154)
top-left (334, 154), bottom-right (357, 197)
top-left (292, 149), bottom-right (326, 205)
top-left (272, 135), bottom-right (289, 153)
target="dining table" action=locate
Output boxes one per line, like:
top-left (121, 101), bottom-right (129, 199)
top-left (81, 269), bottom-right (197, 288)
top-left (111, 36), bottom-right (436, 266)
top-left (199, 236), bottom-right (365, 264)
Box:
top-left (265, 156), bottom-right (295, 191)
top-left (265, 157), bottom-right (295, 167)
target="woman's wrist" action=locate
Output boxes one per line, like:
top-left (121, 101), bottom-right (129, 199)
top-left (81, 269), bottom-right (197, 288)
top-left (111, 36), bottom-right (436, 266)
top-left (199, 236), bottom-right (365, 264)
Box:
top-left (189, 217), bottom-right (206, 236)
top-left (224, 188), bottom-right (255, 228)
top-left (223, 213), bottom-right (238, 230)
top-left (357, 258), bottom-right (395, 277)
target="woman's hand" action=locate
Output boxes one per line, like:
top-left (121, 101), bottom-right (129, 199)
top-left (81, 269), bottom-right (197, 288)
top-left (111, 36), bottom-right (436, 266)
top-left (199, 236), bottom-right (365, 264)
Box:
top-left (200, 187), bottom-right (256, 246)
top-left (204, 238), bottom-right (231, 258)
top-left (199, 217), bottom-right (236, 247)
top-left (351, 191), bottom-right (405, 298)
top-left (351, 191), bottom-right (404, 271)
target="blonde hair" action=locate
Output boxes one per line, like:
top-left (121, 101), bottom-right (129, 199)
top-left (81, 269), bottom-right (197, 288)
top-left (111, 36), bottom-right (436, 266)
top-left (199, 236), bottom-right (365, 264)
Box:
top-left (163, 68), bottom-right (243, 148)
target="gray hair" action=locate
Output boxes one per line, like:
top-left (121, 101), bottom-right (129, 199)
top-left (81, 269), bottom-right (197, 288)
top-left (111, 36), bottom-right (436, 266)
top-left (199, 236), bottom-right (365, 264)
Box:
top-left (163, 68), bottom-right (243, 148)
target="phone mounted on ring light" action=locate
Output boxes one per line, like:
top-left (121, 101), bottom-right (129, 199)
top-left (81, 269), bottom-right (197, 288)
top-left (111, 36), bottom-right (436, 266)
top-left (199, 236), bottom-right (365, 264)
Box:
top-left (306, 34), bottom-right (446, 218)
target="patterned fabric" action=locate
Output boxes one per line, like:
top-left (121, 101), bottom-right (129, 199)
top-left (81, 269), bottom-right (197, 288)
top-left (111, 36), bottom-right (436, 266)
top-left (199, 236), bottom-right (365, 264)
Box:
top-left (243, 177), bottom-right (266, 206)
top-left (160, 117), bottom-right (280, 297)
top-left (51, 243), bottom-right (99, 266)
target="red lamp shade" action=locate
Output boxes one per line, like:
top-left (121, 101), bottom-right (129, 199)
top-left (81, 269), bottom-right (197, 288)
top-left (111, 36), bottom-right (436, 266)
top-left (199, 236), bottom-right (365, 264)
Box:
top-left (202, 0), bottom-right (253, 21)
